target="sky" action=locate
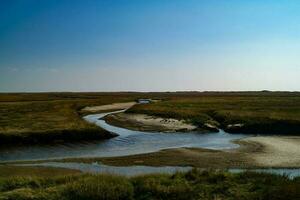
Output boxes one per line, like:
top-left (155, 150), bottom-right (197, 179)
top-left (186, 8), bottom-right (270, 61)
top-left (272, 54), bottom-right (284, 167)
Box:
top-left (1, 0), bottom-right (300, 92)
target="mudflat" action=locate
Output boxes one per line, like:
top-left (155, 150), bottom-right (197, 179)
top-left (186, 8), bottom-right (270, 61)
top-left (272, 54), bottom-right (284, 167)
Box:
top-left (50, 136), bottom-right (300, 169)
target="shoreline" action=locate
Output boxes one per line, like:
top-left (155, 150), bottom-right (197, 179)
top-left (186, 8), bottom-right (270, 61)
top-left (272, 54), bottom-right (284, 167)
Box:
top-left (5, 136), bottom-right (300, 169)
top-left (64, 136), bottom-right (300, 168)
top-left (0, 102), bottom-right (137, 146)
top-left (103, 110), bottom-right (300, 136)
top-left (1, 101), bottom-right (300, 169)
top-left (0, 126), bottom-right (116, 146)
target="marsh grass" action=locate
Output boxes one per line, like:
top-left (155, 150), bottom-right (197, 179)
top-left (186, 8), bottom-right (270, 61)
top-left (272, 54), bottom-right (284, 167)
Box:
top-left (127, 93), bottom-right (300, 134)
top-left (0, 165), bottom-right (80, 178)
top-left (63, 174), bottom-right (134, 200)
top-left (0, 169), bottom-right (299, 200)
top-left (1, 92), bottom-right (300, 144)
top-left (0, 93), bottom-right (142, 145)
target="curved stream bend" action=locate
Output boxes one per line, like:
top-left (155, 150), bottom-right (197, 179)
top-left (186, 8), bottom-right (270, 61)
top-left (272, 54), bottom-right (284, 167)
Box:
top-left (0, 109), bottom-right (246, 162)
top-left (3, 109), bottom-right (300, 178)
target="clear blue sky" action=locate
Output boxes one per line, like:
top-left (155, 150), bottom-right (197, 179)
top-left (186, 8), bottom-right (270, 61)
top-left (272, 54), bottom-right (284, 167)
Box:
top-left (1, 0), bottom-right (300, 92)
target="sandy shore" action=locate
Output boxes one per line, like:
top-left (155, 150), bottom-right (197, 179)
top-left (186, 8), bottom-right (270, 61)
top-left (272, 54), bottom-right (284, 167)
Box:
top-left (241, 136), bottom-right (300, 167)
top-left (98, 136), bottom-right (300, 168)
top-left (104, 113), bottom-right (197, 132)
top-left (40, 136), bottom-right (300, 169)
top-left (81, 102), bottom-right (136, 113)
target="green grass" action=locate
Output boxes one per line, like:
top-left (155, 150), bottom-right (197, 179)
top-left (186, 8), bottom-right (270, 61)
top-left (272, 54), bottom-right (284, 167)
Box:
top-left (0, 169), bottom-right (299, 200)
top-left (127, 92), bottom-right (300, 134)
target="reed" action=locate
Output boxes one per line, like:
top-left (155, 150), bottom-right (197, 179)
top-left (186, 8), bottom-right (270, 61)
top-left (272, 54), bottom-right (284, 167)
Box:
top-left (0, 169), bottom-right (299, 200)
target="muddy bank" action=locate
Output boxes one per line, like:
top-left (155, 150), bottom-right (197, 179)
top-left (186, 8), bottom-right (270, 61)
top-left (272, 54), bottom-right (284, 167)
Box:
top-left (0, 102), bottom-right (137, 146)
top-left (48, 136), bottom-right (300, 169)
top-left (104, 113), bottom-right (201, 132)
top-left (0, 127), bottom-right (116, 146)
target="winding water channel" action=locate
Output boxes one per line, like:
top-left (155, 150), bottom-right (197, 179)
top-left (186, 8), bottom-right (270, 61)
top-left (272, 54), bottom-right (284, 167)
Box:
top-left (1, 110), bottom-right (300, 178)
top-left (0, 110), bottom-right (247, 162)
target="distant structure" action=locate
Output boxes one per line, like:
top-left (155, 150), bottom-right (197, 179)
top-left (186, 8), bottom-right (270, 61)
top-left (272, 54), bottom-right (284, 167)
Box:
top-left (137, 99), bottom-right (152, 104)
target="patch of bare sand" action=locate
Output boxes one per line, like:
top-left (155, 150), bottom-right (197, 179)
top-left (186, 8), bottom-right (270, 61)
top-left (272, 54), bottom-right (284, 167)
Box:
top-left (96, 136), bottom-right (300, 168)
top-left (241, 136), bottom-right (300, 167)
top-left (82, 102), bottom-right (136, 113)
top-left (105, 113), bottom-right (197, 132)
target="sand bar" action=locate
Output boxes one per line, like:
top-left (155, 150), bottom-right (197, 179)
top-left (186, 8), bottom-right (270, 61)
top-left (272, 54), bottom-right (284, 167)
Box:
top-left (105, 113), bottom-right (197, 132)
top-left (82, 102), bottom-right (136, 113)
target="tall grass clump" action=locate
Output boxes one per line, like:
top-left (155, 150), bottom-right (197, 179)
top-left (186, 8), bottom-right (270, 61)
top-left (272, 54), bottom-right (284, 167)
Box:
top-left (62, 174), bottom-right (134, 200)
top-left (132, 173), bottom-right (193, 200)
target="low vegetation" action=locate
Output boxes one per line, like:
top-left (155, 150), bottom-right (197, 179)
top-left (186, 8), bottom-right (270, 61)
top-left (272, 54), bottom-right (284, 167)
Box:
top-left (0, 169), bottom-right (299, 200)
top-left (127, 92), bottom-right (300, 134)
top-left (1, 92), bottom-right (300, 145)
top-left (0, 92), bottom-right (141, 145)
top-left (0, 165), bottom-right (80, 178)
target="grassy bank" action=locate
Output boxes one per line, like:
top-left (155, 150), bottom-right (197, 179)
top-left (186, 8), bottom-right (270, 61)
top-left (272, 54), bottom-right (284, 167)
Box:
top-left (127, 92), bottom-right (300, 134)
top-left (0, 169), bottom-right (299, 200)
top-left (0, 93), bottom-right (142, 145)
top-left (0, 165), bottom-right (80, 178)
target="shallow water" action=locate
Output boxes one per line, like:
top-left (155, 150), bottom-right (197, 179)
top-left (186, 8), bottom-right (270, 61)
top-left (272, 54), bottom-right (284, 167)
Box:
top-left (0, 110), bottom-right (247, 162)
top-left (18, 162), bottom-right (300, 178)
top-left (18, 162), bottom-right (192, 176)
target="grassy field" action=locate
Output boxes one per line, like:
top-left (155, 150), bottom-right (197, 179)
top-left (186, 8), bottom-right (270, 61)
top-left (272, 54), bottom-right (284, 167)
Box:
top-left (0, 92), bottom-right (144, 145)
top-left (0, 169), bottom-right (299, 200)
top-left (127, 92), bottom-right (300, 134)
top-left (1, 92), bottom-right (300, 145)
